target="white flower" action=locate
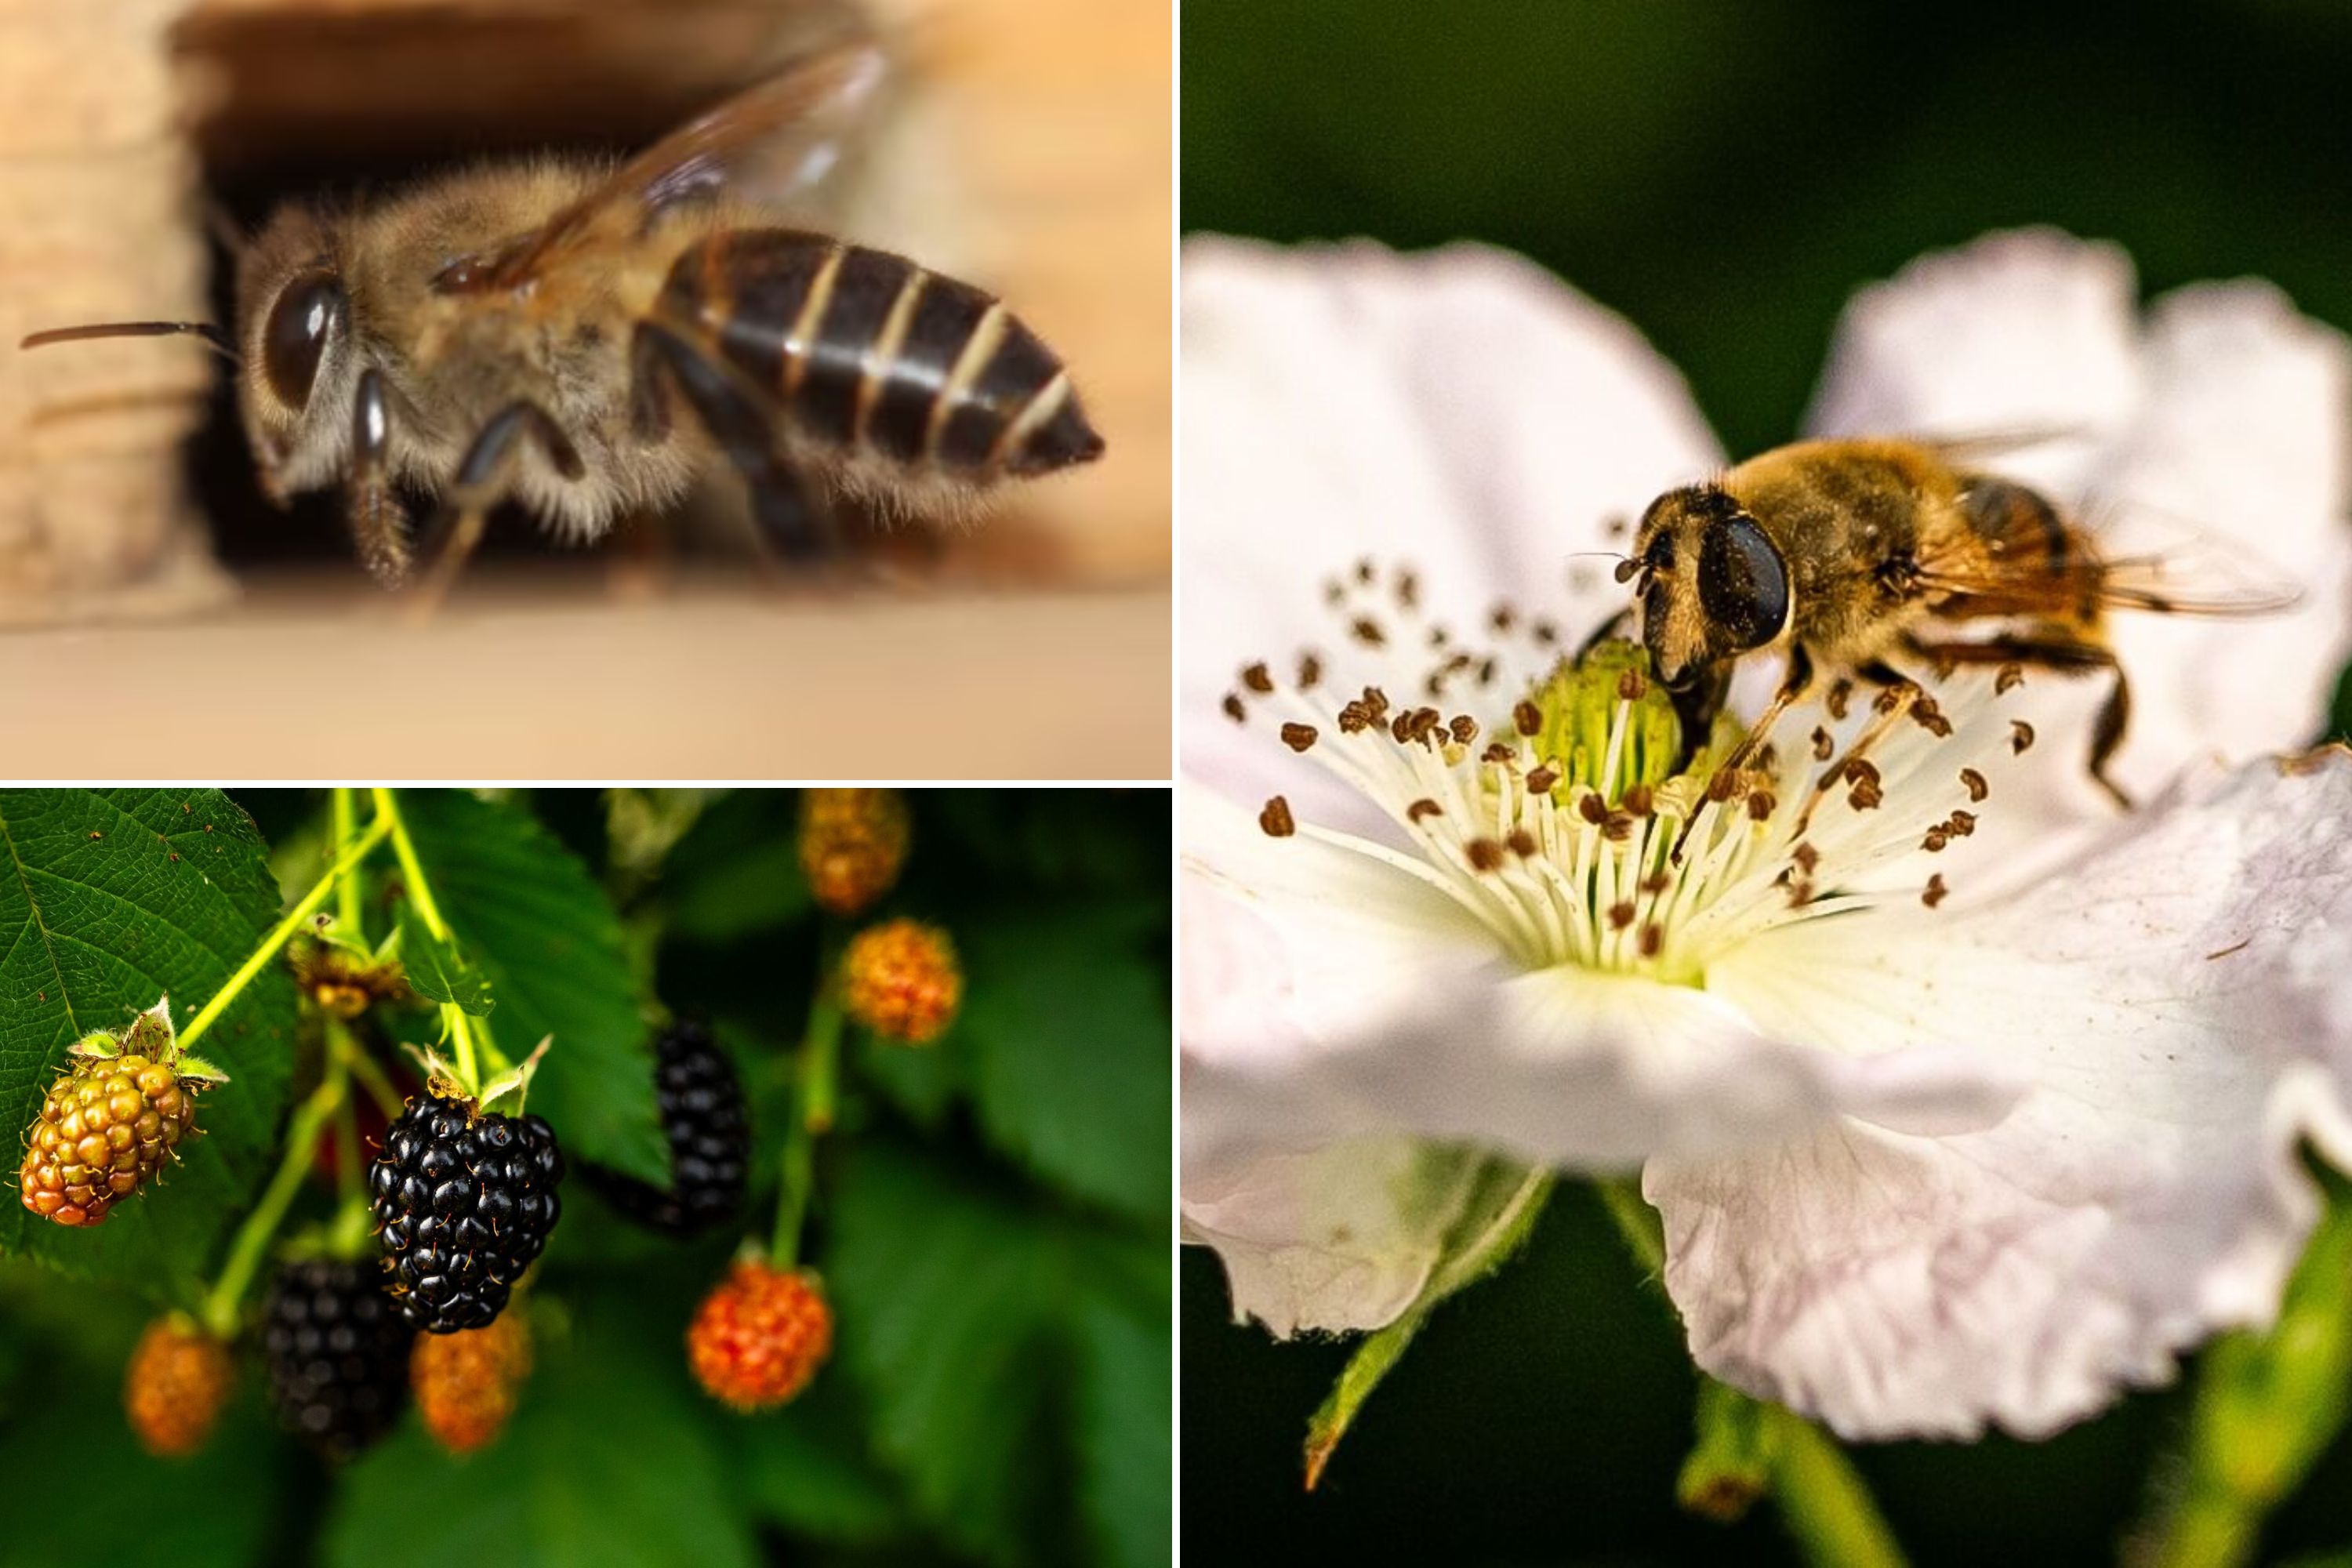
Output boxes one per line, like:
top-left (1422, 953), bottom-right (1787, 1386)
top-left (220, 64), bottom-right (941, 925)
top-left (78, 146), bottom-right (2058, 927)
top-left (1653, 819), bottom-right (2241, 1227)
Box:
top-left (1181, 228), bottom-right (2352, 1439)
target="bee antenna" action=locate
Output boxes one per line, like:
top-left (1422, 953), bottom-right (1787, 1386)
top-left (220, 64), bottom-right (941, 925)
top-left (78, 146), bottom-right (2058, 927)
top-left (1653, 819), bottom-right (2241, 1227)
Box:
top-left (20, 321), bottom-right (241, 365)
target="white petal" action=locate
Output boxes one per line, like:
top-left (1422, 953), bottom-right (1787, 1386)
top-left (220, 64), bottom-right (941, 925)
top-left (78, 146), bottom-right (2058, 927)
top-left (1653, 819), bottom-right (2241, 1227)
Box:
top-left (1181, 237), bottom-right (1722, 813)
top-left (1181, 1137), bottom-right (1487, 1338)
top-left (1183, 788), bottom-right (2023, 1183)
top-left (1806, 227), bottom-right (2142, 496)
top-left (2090, 281), bottom-right (2352, 797)
top-left (1651, 750), bottom-right (2352, 1439)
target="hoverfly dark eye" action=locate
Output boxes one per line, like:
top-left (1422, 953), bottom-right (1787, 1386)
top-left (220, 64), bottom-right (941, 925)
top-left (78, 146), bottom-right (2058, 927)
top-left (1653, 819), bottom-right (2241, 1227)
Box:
top-left (1697, 514), bottom-right (1789, 652)
top-left (261, 270), bottom-right (345, 409)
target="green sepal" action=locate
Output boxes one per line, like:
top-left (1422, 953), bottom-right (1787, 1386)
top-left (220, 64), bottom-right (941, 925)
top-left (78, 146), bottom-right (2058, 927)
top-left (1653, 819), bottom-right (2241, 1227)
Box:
top-left (172, 1054), bottom-right (232, 1086)
top-left (122, 996), bottom-right (177, 1059)
top-left (397, 906), bottom-right (495, 1017)
top-left (1679, 1378), bottom-right (1780, 1522)
top-left (476, 1036), bottom-right (552, 1119)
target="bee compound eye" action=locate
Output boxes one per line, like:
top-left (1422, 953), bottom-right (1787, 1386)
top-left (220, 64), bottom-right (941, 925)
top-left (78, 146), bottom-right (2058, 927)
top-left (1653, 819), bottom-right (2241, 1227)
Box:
top-left (1697, 514), bottom-right (1789, 652)
top-left (262, 270), bottom-right (345, 410)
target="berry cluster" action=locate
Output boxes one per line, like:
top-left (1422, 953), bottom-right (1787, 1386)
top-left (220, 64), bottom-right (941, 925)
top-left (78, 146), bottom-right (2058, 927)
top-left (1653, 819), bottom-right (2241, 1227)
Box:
top-left (688, 1260), bottom-right (833, 1410)
top-left (585, 1022), bottom-right (749, 1236)
top-left (18, 1046), bottom-right (206, 1227)
top-left (263, 1258), bottom-right (415, 1459)
top-left (371, 1090), bottom-right (564, 1333)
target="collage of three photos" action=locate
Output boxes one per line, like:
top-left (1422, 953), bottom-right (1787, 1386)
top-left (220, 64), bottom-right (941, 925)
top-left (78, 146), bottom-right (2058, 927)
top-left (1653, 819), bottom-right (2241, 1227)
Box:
top-left (9, 2), bottom-right (2352, 1566)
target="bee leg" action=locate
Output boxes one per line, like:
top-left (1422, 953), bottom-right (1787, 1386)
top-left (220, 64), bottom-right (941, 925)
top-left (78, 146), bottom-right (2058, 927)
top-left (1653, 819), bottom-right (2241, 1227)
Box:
top-left (633, 321), bottom-right (838, 567)
top-left (1792, 665), bottom-right (1925, 838)
top-left (1902, 633), bottom-right (2133, 809)
top-left (406, 401), bottom-right (584, 617)
top-left (345, 368), bottom-right (413, 590)
top-left (1670, 646), bottom-right (1810, 862)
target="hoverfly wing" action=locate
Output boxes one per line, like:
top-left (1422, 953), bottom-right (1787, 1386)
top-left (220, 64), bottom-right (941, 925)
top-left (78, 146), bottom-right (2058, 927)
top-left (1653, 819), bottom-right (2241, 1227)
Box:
top-left (463, 38), bottom-right (891, 292)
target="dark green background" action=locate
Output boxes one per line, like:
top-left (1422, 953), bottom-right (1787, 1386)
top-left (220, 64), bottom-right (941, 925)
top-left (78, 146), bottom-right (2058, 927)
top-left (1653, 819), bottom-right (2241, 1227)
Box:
top-left (1183, 2), bottom-right (2352, 1562)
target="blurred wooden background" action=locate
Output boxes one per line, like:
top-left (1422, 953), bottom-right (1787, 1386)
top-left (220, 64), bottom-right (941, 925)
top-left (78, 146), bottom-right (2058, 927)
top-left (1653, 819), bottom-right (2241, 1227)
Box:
top-left (0, 0), bottom-right (1168, 622)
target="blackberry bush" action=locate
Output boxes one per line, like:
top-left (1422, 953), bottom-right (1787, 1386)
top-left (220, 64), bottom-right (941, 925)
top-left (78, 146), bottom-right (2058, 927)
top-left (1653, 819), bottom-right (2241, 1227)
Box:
top-left (584, 1021), bottom-right (749, 1236)
top-left (262, 1258), bottom-right (414, 1460)
top-left (369, 1088), bottom-right (565, 1333)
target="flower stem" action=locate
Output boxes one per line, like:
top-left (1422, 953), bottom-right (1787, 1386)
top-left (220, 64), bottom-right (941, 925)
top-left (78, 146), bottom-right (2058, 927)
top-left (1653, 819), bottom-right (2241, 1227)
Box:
top-left (179, 813), bottom-right (393, 1056)
top-left (773, 940), bottom-right (846, 1266)
top-left (2146, 1184), bottom-right (2352, 1568)
top-left (1595, 1178), bottom-right (1908, 1568)
top-left (198, 1074), bottom-right (344, 1338)
top-left (331, 788), bottom-right (368, 938)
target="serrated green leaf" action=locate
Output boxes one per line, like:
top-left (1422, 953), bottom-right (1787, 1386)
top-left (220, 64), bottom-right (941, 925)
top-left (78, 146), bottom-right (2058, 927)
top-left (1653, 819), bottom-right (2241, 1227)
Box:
top-left (960, 910), bottom-right (1169, 1223)
top-left (397, 792), bottom-right (665, 1185)
top-left (855, 1025), bottom-right (964, 1129)
top-left (0, 789), bottom-right (299, 1300)
top-left (828, 1140), bottom-right (1169, 1568)
top-left (394, 905), bottom-right (495, 1017)
top-left (1073, 1289), bottom-right (1172, 1568)
top-left (324, 1290), bottom-right (757, 1568)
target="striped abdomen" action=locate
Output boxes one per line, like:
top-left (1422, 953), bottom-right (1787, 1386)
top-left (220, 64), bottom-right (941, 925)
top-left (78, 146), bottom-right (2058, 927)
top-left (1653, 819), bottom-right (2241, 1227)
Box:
top-left (657, 228), bottom-right (1103, 477)
top-left (1953, 473), bottom-right (2100, 619)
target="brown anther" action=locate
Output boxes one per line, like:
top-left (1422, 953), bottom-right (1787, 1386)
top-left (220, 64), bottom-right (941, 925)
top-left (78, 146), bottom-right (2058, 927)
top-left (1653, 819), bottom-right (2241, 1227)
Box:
top-left (1525, 766), bottom-right (1559, 795)
top-left (1705, 770), bottom-right (1739, 803)
top-left (1477, 658), bottom-right (1497, 686)
top-left (1638, 924), bottom-right (1664, 959)
top-left (1396, 571), bottom-right (1420, 609)
top-left (1602, 812), bottom-right (1635, 842)
top-left (1621, 784), bottom-right (1654, 818)
top-left (1617, 669), bottom-right (1646, 702)
top-left (1355, 558), bottom-right (1375, 585)
top-left (1959, 768), bottom-right (1989, 803)
top-left (1641, 870), bottom-right (1672, 895)
top-left (1792, 841), bottom-right (1820, 875)
top-left (1361, 686), bottom-right (1391, 721)
top-left (1241, 662), bottom-right (1274, 695)
top-left (1810, 727), bottom-right (1834, 762)
top-left (1922, 873), bottom-right (1949, 909)
top-left (1945, 809), bottom-right (1976, 837)
top-left (1259, 797), bottom-right (1295, 838)
top-left (1298, 653), bottom-right (1323, 689)
top-left (1428, 626), bottom-right (1448, 650)
top-left (1483, 742), bottom-right (1513, 764)
top-left (1533, 619), bottom-right (1559, 644)
top-left (1280, 722), bottom-right (1319, 753)
top-left (1490, 604), bottom-right (1516, 633)
top-left (1756, 744), bottom-right (1780, 774)
top-left (1913, 708), bottom-right (1955, 739)
top-left (1747, 791), bottom-right (1777, 822)
top-left (1507, 829), bottom-right (1538, 858)
top-left (1450, 714), bottom-right (1479, 744)
top-left (1873, 684), bottom-right (1909, 716)
top-left (1338, 702), bottom-right (1372, 735)
top-left (1922, 829), bottom-right (1949, 853)
top-left (2010, 720), bottom-right (2036, 754)
top-left (1406, 799), bottom-right (1442, 824)
top-left (1514, 701), bottom-right (1542, 737)
top-left (1826, 680), bottom-right (1853, 720)
top-left (1466, 837), bottom-right (1506, 872)
top-left (1842, 757), bottom-right (1882, 788)
top-left (1607, 902), bottom-right (1636, 931)
top-left (1351, 617), bottom-right (1386, 648)
top-left (1995, 663), bottom-right (2025, 695)
top-left (1221, 693), bottom-right (1246, 724)
top-left (1787, 879), bottom-right (1816, 908)
top-left (1324, 579), bottom-right (1345, 605)
top-left (1577, 793), bottom-right (1609, 826)
top-left (1847, 782), bottom-right (1882, 811)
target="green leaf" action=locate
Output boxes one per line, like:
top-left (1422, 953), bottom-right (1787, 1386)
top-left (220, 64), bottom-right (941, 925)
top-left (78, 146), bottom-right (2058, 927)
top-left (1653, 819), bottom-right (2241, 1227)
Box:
top-left (397, 792), bottom-right (666, 1185)
top-left (960, 909), bottom-right (1169, 1223)
top-left (855, 1025), bottom-right (964, 1129)
top-left (325, 1290), bottom-right (757, 1568)
top-left (0, 789), bottom-right (299, 1300)
top-left (659, 790), bottom-right (811, 942)
top-left (732, 1363), bottom-right (908, 1544)
top-left (394, 905), bottom-right (495, 1017)
top-left (828, 1140), bottom-right (1168, 1568)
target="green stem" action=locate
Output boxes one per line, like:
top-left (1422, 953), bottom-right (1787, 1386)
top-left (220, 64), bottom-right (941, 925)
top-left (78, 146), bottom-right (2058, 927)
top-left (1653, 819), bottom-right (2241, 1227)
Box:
top-left (323, 1017), bottom-right (360, 1203)
top-left (372, 788), bottom-right (503, 1091)
top-left (773, 940), bottom-right (847, 1265)
top-left (803, 989), bottom-right (844, 1136)
top-left (332, 789), bottom-right (368, 938)
top-left (198, 1075), bottom-right (344, 1338)
top-left (179, 814), bottom-right (393, 1055)
top-left (1597, 1178), bottom-right (1907, 1568)
top-left (333, 1026), bottom-right (405, 1119)
top-left (772, 1109), bottom-right (815, 1269)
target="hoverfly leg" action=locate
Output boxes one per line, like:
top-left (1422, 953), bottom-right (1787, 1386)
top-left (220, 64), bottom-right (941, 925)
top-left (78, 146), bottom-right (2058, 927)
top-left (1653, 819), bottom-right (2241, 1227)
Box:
top-left (405, 400), bottom-right (583, 619)
top-left (1901, 633), bottom-right (2134, 810)
top-left (345, 368), bottom-right (413, 590)
top-left (633, 320), bottom-right (842, 571)
top-left (1669, 647), bottom-right (1809, 863)
top-left (1793, 665), bottom-right (1921, 839)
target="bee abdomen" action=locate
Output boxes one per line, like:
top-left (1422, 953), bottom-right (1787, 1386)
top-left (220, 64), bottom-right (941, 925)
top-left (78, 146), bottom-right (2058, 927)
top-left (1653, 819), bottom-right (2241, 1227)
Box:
top-left (658, 228), bottom-right (1103, 477)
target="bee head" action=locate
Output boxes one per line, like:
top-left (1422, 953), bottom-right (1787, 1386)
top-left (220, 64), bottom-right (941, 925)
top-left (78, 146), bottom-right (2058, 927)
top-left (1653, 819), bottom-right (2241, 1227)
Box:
top-left (1623, 485), bottom-right (1791, 687)
top-left (234, 205), bottom-right (358, 505)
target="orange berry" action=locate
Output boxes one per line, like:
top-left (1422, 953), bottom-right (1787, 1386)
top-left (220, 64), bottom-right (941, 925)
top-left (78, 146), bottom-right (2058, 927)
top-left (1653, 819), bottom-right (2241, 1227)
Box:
top-left (19, 1051), bottom-right (206, 1227)
top-left (688, 1261), bottom-right (833, 1411)
top-left (124, 1316), bottom-right (234, 1457)
top-left (798, 789), bottom-right (909, 916)
top-left (840, 919), bottom-right (962, 1044)
top-left (412, 1312), bottom-right (532, 1454)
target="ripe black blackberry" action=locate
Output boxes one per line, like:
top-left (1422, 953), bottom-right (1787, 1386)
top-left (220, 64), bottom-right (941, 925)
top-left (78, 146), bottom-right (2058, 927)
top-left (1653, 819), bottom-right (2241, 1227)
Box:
top-left (369, 1089), bottom-right (564, 1333)
top-left (584, 1022), bottom-right (748, 1236)
top-left (262, 1258), bottom-right (415, 1460)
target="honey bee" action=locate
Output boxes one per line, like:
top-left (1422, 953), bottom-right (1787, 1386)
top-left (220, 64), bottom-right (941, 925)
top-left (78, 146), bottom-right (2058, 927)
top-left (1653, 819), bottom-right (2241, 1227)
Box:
top-left (1617, 435), bottom-right (2292, 806)
top-left (20, 39), bottom-right (1104, 603)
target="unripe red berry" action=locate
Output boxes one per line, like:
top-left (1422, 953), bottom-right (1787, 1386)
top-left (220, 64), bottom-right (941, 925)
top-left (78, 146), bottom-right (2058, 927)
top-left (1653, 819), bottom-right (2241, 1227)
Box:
top-left (124, 1315), bottom-right (233, 1457)
top-left (798, 789), bottom-right (909, 916)
top-left (840, 919), bottom-right (962, 1044)
top-left (412, 1312), bottom-right (532, 1454)
top-left (688, 1261), bottom-right (833, 1411)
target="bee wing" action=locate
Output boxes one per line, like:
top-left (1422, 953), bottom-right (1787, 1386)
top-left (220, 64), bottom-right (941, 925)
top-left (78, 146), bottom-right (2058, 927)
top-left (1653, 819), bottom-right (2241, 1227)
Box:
top-left (1909, 423), bottom-right (2095, 465)
top-left (1914, 532), bottom-right (2303, 619)
top-left (468, 39), bottom-right (890, 291)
